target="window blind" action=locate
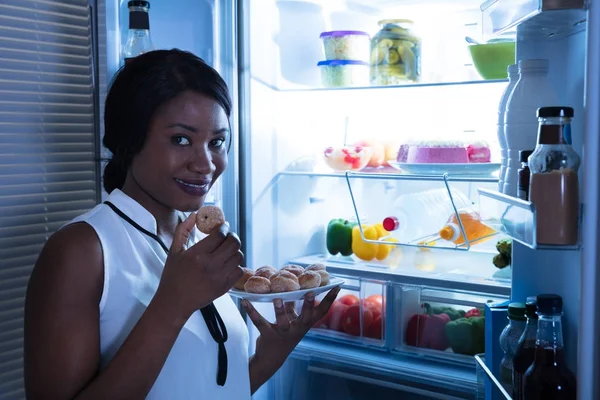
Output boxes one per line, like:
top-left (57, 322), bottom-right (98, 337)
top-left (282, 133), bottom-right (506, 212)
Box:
top-left (0, 1), bottom-right (97, 398)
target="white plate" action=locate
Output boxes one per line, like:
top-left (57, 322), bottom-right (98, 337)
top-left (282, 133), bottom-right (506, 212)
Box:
top-left (229, 278), bottom-right (344, 302)
top-left (388, 161), bottom-right (500, 176)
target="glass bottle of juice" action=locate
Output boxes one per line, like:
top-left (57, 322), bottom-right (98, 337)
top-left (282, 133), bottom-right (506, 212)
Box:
top-left (512, 296), bottom-right (538, 399)
top-left (523, 294), bottom-right (576, 399)
top-left (528, 107), bottom-right (580, 245)
top-left (499, 303), bottom-right (527, 396)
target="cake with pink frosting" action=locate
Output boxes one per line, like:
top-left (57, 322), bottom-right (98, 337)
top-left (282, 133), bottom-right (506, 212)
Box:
top-left (406, 140), bottom-right (469, 164)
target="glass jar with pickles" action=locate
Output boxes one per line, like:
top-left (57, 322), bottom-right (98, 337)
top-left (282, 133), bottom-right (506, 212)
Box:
top-left (370, 19), bottom-right (421, 85)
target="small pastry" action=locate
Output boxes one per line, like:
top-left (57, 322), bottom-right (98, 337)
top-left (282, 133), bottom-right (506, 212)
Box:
top-left (270, 271), bottom-right (300, 293)
top-left (316, 271), bottom-right (330, 287)
top-left (270, 270), bottom-right (298, 283)
top-left (234, 268), bottom-right (254, 291)
top-left (196, 205), bottom-right (225, 233)
top-left (306, 263), bottom-right (326, 272)
top-left (244, 276), bottom-right (271, 294)
top-left (298, 271), bottom-right (321, 289)
top-left (255, 265), bottom-right (277, 279)
top-left (281, 264), bottom-right (304, 277)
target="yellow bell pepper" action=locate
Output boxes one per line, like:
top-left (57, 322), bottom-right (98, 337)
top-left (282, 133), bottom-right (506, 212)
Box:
top-left (352, 224), bottom-right (399, 261)
top-left (375, 237), bottom-right (398, 260)
top-left (352, 225), bottom-right (380, 261)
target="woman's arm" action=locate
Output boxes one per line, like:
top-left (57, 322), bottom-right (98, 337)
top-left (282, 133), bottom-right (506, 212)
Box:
top-left (249, 354), bottom-right (280, 395)
top-left (24, 222), bottom-right (188, 400)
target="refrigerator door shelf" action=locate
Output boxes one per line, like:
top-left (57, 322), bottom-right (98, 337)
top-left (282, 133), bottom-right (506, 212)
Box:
top-left (478, 188), bottom-right (581, 250)
top-left (481, 0), bottom-right (587, 40)
top-left (475, 354), bottom-right (512, 400)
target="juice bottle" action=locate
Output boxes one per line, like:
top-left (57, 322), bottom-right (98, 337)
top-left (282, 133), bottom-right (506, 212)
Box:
top-left (523, 294), bottom-right (576, 399)
top-left (512, 297), bottom-right (538, 399)
top-left (438, 208), bottom-right (496, 246)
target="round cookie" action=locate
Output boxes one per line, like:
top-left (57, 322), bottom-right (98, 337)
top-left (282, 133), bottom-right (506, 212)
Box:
top-left (196, 205), bottom-right (225, 234)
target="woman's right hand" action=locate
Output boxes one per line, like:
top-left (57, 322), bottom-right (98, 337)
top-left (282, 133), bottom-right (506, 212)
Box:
top-left (155, 212), bottom-right (244, 319)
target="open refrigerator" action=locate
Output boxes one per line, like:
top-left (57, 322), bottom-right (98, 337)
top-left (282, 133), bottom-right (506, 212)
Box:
top-left (95, 0), bottom-right (600, 399)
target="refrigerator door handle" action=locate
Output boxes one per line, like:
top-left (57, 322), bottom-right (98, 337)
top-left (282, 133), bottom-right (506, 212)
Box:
top-left (306, 365), bottom-right (465, 400)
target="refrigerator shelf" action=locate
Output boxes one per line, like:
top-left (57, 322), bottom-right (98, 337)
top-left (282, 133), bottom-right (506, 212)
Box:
top-left (481, 0), bottom-right (586, 40)
top-left (345, 171), bottom-right (502, 252)
top-left (475, 354), bottom-right (512, 399)
top-left (477, 188), bottom-right (581, 250)
top-left (253, 75), bottom-right (509, 93)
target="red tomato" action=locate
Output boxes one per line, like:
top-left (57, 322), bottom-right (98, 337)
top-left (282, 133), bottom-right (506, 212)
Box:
top-left (364, 315), bottom-right (383, 340)
top-left (340, 304), bottom-right (373, 336)
top-left (339, 294), bottom-right (359, 307)
top-left (362, 297), bottom-right (383, 320)
top-left (365, 294), bottom-right (383, 307)
top-left (327, 301), bottom-right (349, 331)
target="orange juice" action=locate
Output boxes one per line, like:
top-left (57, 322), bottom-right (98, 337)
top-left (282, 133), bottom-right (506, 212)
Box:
top-left (439, 209), bottom-right (496, 245)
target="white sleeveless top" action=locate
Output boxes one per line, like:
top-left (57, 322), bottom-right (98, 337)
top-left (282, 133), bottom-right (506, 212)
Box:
top-left (67, 189), bottom-right (251, 399)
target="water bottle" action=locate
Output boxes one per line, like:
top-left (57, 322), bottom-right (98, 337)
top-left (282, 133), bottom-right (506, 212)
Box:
top-left (497, 64), bottom-right (519, 192)
top-left (503, 59), bottom-right (558, 196)
top-left (382, 188), bottom-right (471, 243)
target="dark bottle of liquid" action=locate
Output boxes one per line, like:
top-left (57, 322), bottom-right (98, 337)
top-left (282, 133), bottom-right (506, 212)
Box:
top-left (517, 150), bottom-right (533, 201)
top-left (512, 296), bottom-right (538, 399)
top-left (123, 1), bottom-right (154, 64)
top-left (523, 294), bottom-right (576, 399)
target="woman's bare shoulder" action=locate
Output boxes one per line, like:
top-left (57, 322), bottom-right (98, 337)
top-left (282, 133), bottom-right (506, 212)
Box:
top-left (31, 222), bottom-right (104, 299)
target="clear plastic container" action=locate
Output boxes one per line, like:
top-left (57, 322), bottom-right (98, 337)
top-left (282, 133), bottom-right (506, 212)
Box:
top-left (317, 60), bottom-right (369, 88)
top-left (370, 19), bottom-right (421, 85)
top-left (319, 30), bottom-right (370, 61)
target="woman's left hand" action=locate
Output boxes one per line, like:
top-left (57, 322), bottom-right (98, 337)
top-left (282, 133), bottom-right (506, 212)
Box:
top-left (242, 286), bottom-right (340, 378)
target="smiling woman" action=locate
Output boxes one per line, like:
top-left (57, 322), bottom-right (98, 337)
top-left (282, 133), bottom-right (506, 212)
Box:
top-left (23, 49), bottom-right (340, 400)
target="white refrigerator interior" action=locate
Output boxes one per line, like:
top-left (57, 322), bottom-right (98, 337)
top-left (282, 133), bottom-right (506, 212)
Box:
top-left (1, 0), bottom-right (597, 399)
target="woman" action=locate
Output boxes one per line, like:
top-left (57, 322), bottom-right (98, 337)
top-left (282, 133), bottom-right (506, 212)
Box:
top-left (24, 49), bottom-right (339, 399)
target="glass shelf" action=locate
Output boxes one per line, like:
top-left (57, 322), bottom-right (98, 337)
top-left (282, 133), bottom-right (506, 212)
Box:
top-left (253, 75), bottom-right (509, 93)
top-left (477, 188), bottom-right (580, 250)
top-left (481, 0), bottom-right (587, 40)
top-left (475, 354), bottom-right (512, 400)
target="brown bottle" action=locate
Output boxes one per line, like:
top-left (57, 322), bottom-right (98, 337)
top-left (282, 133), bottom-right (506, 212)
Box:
top-left (528, 107), bottom-right (580, 245)
top-left (517, 150), bottom-right (533, 201)
top-left (523, 294), bottom-right (576, 399)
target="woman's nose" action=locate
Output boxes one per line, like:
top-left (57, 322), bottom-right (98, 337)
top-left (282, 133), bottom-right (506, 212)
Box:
top-left (187, 145), bottom-right (215, 175)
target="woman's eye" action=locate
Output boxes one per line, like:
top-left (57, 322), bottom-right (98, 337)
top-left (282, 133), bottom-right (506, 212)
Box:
top-left (172, 136), bottom-right (190, 146)
top-left (210, 138), bottom-right (226, 148)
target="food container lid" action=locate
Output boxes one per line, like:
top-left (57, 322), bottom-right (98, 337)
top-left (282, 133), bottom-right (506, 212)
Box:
top-left (319, 30), bottom-right (370, 38)
top-left (128, 0), bottom-right (150, 8)
top-left (317, 60), bottom-right (369, 67)
top-left (536, 294), bottom-right (563, 315)
top-left (537, 106), bottom-right (574, 118)
top-left (378, 19), bottom-right (414, 26)
top-left (519, 150), bottom-right (533, 162)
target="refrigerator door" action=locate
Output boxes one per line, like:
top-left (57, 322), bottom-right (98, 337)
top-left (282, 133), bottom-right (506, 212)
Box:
top-left (579, 1), bottom-right (600, 398)
top-left (99, 0), bottom-right (240, 231)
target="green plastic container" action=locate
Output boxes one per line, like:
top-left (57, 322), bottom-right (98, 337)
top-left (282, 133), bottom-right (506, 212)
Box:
top-left (469, 41), bottom-right (516, 80)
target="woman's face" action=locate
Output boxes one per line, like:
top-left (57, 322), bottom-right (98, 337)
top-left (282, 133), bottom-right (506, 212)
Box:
top-left (128, 90), bottom-right (229, 212)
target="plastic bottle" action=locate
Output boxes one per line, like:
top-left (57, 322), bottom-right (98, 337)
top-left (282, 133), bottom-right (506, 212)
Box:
top-left (382, 188), bottom-right (471, 243)
top-left (499, 303), bottom-right (527, 396)
top-left (503, 59), bottom-right (559, 196)
top-left (497, 64), bottom-right (519, 192)
top-left (512, 297), bottom-right (538, 400)
top-left (438, 207), bottom-right (496, 246)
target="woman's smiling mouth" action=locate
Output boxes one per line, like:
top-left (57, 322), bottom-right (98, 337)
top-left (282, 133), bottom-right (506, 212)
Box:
top-left (174, 178), bottom-right (211, 196)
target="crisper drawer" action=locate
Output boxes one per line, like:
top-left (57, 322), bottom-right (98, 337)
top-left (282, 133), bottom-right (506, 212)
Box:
top-left (394, 285), bottom-right (505, 362)
top-left (301, 274), bottom-right (387, 348)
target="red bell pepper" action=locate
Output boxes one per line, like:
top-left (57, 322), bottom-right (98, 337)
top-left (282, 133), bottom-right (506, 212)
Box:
top-left (405, 312), bottom-right (451, 350)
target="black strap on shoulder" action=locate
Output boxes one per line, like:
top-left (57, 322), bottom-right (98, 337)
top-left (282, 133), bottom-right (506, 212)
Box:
top-left (104, 201), bottom-right (229, 386)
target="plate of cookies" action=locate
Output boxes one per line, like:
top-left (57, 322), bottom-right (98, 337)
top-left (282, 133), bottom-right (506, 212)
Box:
top-left (229, 263), bottom-right (344, 302)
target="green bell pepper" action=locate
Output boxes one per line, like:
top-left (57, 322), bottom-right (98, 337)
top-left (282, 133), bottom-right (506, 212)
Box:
top-left (326, 218), bottom-right (356, 256)
top-left (424, 303), bottom-right (466, 321)
top-left (445, 316), bottom-right (485, 356)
